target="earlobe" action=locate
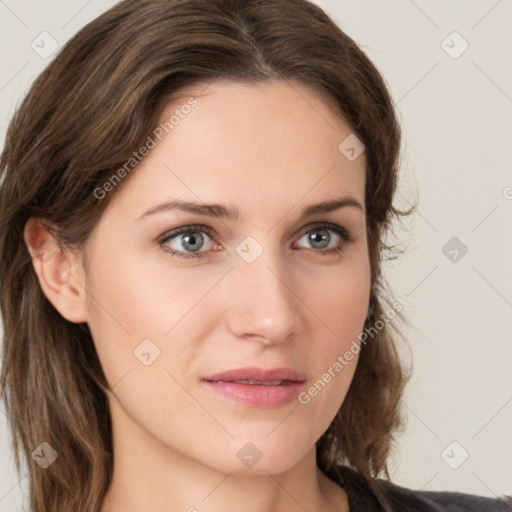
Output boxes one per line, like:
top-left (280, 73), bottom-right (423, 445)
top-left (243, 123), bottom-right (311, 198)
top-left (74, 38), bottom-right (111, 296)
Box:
top-left (23, 217), bottom-right (89, 324)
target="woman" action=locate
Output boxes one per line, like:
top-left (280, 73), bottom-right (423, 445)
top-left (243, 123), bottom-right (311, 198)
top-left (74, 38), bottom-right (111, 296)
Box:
top-left (0, 0), bottom-right (510, 511)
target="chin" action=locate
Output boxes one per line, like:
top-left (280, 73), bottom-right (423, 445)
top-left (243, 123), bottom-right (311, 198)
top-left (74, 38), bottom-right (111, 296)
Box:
top-left (220, 455), bottom-right (303, 477)
top-left (198, 435), bottom-right (311, 477)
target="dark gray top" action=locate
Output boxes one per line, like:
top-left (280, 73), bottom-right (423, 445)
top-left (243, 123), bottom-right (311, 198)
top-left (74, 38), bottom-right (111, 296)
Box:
top-left (333, 465), bottom-right (512, 511)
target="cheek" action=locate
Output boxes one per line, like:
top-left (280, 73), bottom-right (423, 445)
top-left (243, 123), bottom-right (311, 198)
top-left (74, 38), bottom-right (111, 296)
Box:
top-left (84, 248), bottom-right (228, 382)
top-left (297, 257), bottom-right (370, 411)
top-left (309, 254), bottom-right (371, 343)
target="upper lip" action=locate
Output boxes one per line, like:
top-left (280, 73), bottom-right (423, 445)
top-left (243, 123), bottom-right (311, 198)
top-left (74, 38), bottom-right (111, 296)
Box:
top-left (202, 366), bottom-right (307, 383)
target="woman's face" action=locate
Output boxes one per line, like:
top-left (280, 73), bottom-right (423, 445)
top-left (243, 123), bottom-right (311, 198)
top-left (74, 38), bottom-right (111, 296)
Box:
top-left (83, 79), bottom-right (370, 475)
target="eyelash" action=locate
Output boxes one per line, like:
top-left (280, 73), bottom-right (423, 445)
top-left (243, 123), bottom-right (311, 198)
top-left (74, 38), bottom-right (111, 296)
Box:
top-left (158, 222), bottom-right (354, 260)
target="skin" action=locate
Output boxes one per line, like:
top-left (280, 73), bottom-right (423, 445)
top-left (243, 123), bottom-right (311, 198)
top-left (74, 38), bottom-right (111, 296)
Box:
top-left (25, 79), bottom-right (370, 512)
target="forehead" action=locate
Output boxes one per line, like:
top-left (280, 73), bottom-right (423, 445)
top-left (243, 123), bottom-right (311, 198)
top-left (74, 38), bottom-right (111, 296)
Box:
top-left (164, 78), bottom-right (355, 158)
top-left (106, 79), bottom-right (366, 222)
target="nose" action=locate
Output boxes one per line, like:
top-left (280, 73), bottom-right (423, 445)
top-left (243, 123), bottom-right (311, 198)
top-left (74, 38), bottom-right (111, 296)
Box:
top-left (224, 249), bottom-right (303, 346)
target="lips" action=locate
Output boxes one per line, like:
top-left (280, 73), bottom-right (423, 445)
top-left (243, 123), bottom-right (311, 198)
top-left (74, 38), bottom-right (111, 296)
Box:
top-left (202, 366), bottom-right (307, 384)
top-left (202, 367), bottom-right (307, 408)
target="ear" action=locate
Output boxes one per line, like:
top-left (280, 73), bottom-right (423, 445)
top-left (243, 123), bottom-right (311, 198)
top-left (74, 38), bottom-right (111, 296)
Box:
top-left (24, 217), bottom-right (88, 323)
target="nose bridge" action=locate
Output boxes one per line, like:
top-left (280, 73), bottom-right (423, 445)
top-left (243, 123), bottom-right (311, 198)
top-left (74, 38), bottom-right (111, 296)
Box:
top-left (227, 241), bottom-right (300, 343)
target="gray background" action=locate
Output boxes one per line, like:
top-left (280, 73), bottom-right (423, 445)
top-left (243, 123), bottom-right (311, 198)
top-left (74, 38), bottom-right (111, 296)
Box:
top-left (1, 0), bottom-right (511, 509)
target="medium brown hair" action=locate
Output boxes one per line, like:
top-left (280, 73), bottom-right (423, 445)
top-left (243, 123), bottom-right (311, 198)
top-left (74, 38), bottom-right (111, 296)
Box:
top-left (0, 0), bottom-right (413, 510)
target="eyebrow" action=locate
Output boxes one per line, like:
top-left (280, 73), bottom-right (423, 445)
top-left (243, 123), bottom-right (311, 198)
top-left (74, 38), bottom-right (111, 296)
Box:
top-left (136, 196), bottom-right (364, 222)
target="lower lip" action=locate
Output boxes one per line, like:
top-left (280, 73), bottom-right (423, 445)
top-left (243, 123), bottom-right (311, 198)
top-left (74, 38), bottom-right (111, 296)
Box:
top-left (202, 380), bottom-right (306, 408)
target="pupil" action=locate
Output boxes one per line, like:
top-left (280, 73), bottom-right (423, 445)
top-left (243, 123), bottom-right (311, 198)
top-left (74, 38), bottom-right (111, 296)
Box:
top-left (310, 230), bottom-right (329, 248)
top-left (183, 233), bottom-right (203, 252)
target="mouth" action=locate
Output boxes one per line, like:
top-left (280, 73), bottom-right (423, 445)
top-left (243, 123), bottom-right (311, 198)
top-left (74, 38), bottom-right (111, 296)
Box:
top-left (213, 379), bottom-right (295, 386)
top-left (201, 367), bottom-right (307, 408)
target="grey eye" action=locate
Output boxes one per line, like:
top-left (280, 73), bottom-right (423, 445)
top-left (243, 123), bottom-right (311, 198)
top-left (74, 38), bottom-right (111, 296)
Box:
top-left (297, 228), bottom-right (339, 250)
top-left (162, 230), bottom-right (214, 254)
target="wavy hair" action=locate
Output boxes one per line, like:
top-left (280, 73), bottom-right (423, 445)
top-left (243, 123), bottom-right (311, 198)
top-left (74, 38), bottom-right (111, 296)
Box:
top-left (0, 0), bottom-right (413, 510)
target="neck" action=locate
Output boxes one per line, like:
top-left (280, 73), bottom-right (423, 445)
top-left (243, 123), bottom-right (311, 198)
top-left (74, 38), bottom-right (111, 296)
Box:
top-left (100, 401), bottom-right (348, 512)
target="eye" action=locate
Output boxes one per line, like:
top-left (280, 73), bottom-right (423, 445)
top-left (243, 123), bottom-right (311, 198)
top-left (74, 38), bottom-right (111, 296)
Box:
top-left (293, 222), bottom-right (353, 255)
top-left (159, 225), bottom-right (217, 259)
top-left (158, 222), bottom-right (354, 259)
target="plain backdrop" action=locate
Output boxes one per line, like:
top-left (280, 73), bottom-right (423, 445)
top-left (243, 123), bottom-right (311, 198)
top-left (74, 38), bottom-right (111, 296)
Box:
top-left (1, 0), bottom-right (511, 510)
